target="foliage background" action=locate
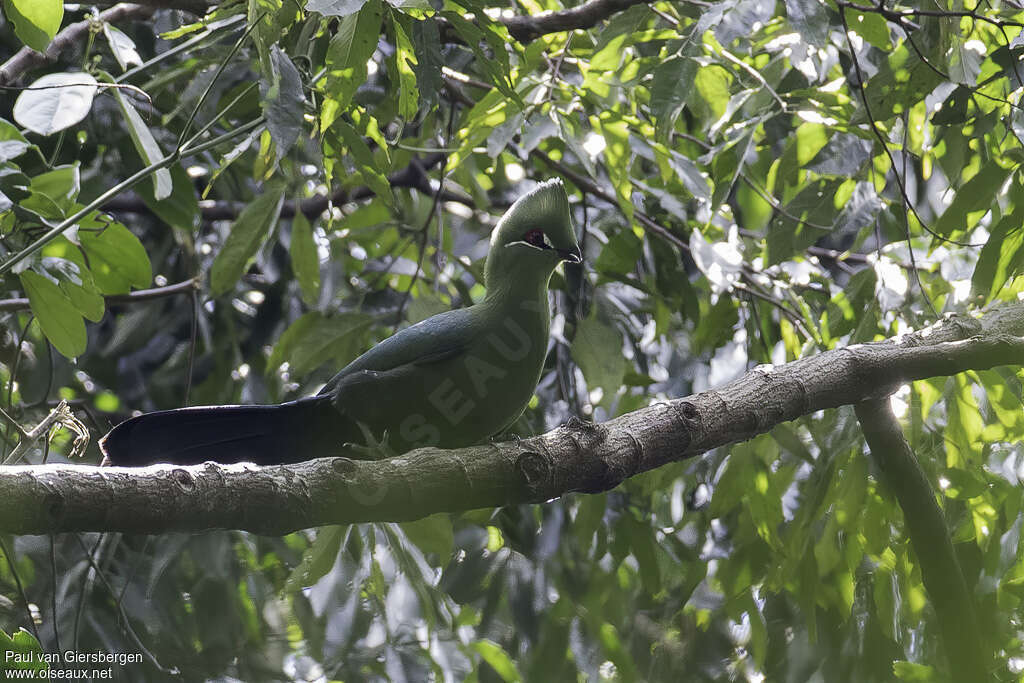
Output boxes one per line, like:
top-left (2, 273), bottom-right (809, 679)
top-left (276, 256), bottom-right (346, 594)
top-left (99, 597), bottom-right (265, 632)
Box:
top-left (1, 0), bottom-right (1023, 680)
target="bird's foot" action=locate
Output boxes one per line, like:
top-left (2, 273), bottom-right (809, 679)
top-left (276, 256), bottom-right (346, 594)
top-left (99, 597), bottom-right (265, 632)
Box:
top-left (344, 423), bottom-right (397, 461)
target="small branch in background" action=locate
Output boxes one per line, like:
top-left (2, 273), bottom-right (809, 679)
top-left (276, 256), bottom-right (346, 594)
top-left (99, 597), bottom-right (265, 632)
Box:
top-left (0, 4), bottom-right (156, 87)
top-left (0, 277), bottom-right (200, 313)
top-left (1, 400), bottom-right (88, 465)
top-left (855, 398), bottom-right (990, 682)
top-left (100, 153), bottom-right (475, 222)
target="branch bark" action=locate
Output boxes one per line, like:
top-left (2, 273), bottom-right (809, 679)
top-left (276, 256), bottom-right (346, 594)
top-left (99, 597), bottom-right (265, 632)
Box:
top-left (1, 303), bottom-right (1022, 535)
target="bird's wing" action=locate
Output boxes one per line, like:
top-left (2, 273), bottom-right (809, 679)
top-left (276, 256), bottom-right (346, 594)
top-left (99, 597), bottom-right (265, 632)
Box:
top-left (318, 306), bottom-right (479, 396)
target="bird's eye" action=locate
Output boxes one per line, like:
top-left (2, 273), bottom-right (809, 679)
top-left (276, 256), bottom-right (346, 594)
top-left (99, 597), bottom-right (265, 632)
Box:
top-left (522, 229), bottom-right (549, 248)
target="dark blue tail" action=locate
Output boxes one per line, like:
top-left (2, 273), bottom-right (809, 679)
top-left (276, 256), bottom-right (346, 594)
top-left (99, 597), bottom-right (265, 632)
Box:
top-left (100, 396), bottom-right (354, 466)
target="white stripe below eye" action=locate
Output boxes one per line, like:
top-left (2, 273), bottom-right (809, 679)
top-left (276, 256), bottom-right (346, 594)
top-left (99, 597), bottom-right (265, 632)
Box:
top-left (506, 240), bottom-right (547, 251)
top-left (542, 233), bottom-right (554, 248)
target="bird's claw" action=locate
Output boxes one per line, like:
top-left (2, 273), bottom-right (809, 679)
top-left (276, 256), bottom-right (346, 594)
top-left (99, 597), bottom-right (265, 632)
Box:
top-left (344, 423), bottom-right (397, 461)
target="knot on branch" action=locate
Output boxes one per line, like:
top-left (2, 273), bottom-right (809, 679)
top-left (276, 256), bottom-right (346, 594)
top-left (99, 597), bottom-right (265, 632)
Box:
top-left (669, 400), bottom-right (700, 449)
top-left (330, 457), bottom-right (357, 477)
top-left (171, 468), bottom-right (196, 491)
top-left (563, 416), bottom-right (608, 450)
top-left (516, 450), bottom-right (551, 492)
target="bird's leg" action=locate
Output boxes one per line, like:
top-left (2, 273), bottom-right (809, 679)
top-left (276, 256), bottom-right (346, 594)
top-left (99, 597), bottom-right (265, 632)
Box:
top-left (343, 421), bottom-right (398, 461)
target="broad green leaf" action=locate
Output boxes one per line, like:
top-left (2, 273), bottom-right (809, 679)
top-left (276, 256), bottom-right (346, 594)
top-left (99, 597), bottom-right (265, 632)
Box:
top-left (392, 15), bottom-right (420, 120)
top-left (78, 218), bottom-right (152, 294)
top-left (13, 72), bottom-right (98, 136)
top-left (411, 18), bottom-right (443, 109)
top-left (932, 163), bottom-right (1012, 238)
top-left (400, 514), bottom-right (454, 558)
top-left (335, 120), bottom-right (393, 204)
top-left (650, 56), bottom-right (697, 142)
top-left (30, 164), bottom-right (79, 203)
top-left (571, 314), bottom-right (625, 400)
top-left (847, 10), bottom-right (890, 49)
top-left (139, 162), bottom-right (199, 233)
top-left (102, 24), bottom-right (142, 71)
top-left (284, 526), bottom-right (346, 592)
top-left (0, 118), bottom-right (30, 162)
top-left (262, 45), bottom-right (305, 160)
top-left (785, 0), bottom-right (828, 45)
top-left (40, 256), bottom-right (105, 322)
top-left (113, 89), bottom-right (172, 200)
top-left (441, 10), bottom-right (520, 105)
top-left (320, 0), bottom-right (383, 130)
top-left (973, 204), bottom-right (1024, 300)
top-left (0, 628), bottom-right (48, 673)
top-left (472, 640), bottom-right (521, 682)
top-left (3, 0), bottom-right (62, 52)
top-left (20, 271), bottom-right (86, 358)
top-left (290, 210), bottom-right (321, 305)
top-left (268, 311), bottom-right (373, 375)
top-left (306, 0), bottom-right (366, 17)
top-left (590, 110), bottom-right (632, 220)
top-left (210, 185), bottom-right (285, 295)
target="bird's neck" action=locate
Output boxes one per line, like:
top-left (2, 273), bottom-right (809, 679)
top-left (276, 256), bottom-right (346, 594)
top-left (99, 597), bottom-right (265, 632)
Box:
top-left (483, 265), bottom-right (554, 311)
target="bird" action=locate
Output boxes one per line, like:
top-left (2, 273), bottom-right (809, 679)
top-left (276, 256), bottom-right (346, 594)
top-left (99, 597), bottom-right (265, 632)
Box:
top-left (100, 179), bottom-right (581, 466)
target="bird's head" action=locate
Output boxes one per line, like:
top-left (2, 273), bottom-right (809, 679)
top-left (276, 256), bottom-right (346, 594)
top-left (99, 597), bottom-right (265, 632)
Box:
top-left (485, 179), bottom-right (580, 293)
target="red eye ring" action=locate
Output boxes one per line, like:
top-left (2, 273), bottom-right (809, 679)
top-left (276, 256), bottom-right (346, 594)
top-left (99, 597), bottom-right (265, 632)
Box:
top-left (522, 229), bottom-right (547, 247)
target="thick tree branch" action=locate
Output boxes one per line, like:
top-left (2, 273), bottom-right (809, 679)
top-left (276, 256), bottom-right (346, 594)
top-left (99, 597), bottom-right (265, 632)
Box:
top-left (855, 399), bottom-right (991, 681)
top-left (502, 0), bottom-right (654, 42)
top-left (0, 4), bottom-right (156, 87)
top-left (0, 303), bottom-right (1021, 535)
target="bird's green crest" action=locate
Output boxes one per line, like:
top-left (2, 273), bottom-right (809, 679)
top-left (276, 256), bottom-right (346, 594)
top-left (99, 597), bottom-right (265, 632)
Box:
top-left (484, 180), bottom-right (578, 298)
top-left (490, 178), bottom-right (574, 251)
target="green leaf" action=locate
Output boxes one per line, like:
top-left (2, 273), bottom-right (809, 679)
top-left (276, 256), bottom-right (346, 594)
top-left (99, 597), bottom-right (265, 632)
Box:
top-left (472, 640), bottom-right (521, 682)
top-left (20, 271), bottom-right (86, 358)
top-left (973, 203), bottom-right (1024, 301)
top-left (290, 210), bottom-right (321, 305)
top-left (335, 120), bottom-right (393, 204)
top-left (268, 311), bottom-right (373, 376)
top-left (571, 314), bottom-right (625, 400)
top-left (306, 0), bottom-right (367, 17)
top-left (78, 217), bottom-right (153, 294)
top-left (0, 628), bottom-right (48, 673)
top-left (3, 0), bottom-right (62, 52)
top-left (40, 256), bottom-right (105, 322)
top-left (785, 0), bottom-right (828, 45)
top-left (13, 72), bottom-right (98, 136)
top-left (590, 110), bottom-right (632, 221)
top-left (400, 514), bottom-right (454, 558)
top-left (28, 164), bottom-right (79, 216)
top-left (284, 526), bottom-right (346, 592)
top-left (411, 18), bottom-right (443, 109)
top-left (847, 10), bottom-right (890, 49)
top-left (650, 56), bottom-right (698, 142)
top-left (0, 118), bottom-right (30, 162)
top-left (139, 162), bottom-right (199, 233)
top-left (113, 89), bottom-right (172, 200)
top-left (320, 0), bottom-right (384, 130)
top-left (262, 44), bottom-right (305, 160)
top-left (102, 24), bottom-right (142, 71)
top-left (209, 185), bottom-right (285, 296)
top-left (932, 163), bottom-right (1012, 238)
top-left (392, 14), bottom-right (420, 120)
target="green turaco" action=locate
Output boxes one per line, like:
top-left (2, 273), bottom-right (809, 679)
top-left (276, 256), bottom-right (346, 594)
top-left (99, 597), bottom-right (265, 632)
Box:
top-left (101, 179), bottom-right (581, 466)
